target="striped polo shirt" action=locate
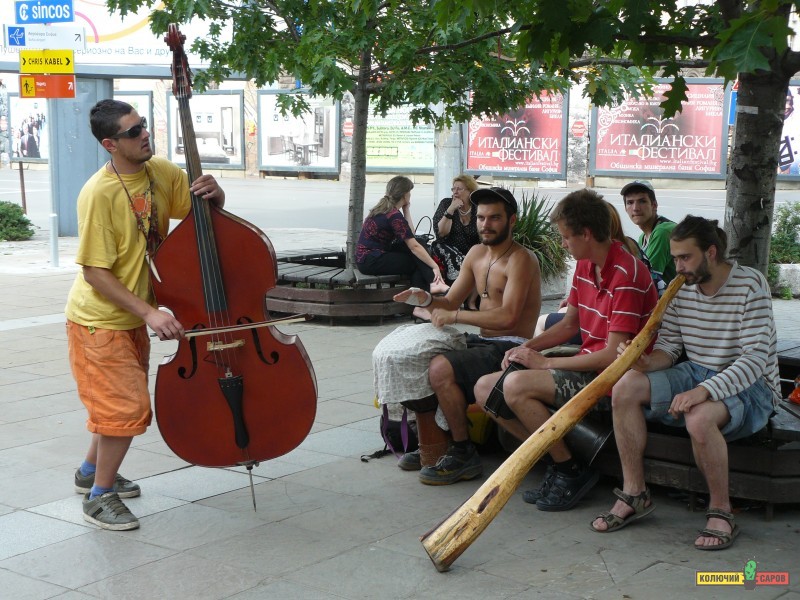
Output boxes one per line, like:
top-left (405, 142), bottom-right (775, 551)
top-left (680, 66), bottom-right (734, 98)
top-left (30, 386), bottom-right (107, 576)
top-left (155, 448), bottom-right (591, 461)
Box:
top-left (568, 240), bottom-right (658, 358)
top-left (653, 262), bottom-right (781, 407)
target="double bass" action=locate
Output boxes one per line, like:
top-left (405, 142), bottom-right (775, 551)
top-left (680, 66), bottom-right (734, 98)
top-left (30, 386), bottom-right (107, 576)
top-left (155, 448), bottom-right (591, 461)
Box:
top-left (151, 25), bottom-right (317, 502)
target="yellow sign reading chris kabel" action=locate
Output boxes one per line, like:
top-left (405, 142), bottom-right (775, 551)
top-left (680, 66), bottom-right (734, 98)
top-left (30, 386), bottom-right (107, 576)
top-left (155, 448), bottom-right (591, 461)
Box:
top-left (19, 49), bottom-right (74, 74)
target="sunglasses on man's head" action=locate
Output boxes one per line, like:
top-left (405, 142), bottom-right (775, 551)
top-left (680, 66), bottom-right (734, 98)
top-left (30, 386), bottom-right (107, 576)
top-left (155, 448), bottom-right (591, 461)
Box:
top-left (111, 117), bottom-right (148, 139)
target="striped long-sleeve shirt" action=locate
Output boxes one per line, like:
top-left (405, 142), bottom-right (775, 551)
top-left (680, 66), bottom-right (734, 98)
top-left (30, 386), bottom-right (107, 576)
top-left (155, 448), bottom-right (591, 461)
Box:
top-left (653, 262), bottom-right (781, 408)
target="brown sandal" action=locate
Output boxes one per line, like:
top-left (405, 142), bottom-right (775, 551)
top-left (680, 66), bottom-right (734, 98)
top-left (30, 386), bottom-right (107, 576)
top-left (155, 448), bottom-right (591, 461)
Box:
top-left (695, 508), bottom-right (740, 551)
top-left (590, 487), bottom-right (655, 533)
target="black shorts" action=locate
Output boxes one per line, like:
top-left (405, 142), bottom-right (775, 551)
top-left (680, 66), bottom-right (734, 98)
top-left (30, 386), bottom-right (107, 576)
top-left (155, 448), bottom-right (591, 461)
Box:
top-left (441, 334), bottom-right (521, 404)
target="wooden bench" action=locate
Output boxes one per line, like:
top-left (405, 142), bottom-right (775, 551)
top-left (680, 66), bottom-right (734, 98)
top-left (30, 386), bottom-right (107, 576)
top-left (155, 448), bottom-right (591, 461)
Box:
top-left (592, 342), bottom-right (800, 520)
top-left (266, 248), bottom-right (412, 324)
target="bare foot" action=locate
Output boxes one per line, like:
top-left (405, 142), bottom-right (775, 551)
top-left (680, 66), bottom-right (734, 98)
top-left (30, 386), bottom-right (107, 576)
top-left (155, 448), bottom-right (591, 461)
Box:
top-left (413, 307), bottom-right (432, 321)
top-left (430, 281), bottom-right (450, 295)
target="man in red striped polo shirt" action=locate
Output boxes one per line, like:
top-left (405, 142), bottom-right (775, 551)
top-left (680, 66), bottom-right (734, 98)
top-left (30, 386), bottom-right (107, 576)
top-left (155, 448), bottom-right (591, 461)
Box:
top-left (474, 189), bottom-right (658, 512)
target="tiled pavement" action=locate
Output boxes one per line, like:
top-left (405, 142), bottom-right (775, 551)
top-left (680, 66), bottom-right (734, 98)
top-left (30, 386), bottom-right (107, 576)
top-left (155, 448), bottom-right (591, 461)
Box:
top-left (1, 232), bottom-right (799, 600)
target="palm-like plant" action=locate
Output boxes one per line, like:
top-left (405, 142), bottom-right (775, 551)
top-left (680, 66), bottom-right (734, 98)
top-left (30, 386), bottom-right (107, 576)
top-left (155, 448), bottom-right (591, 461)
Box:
top-left (512, 190), bottom-right (569, 280)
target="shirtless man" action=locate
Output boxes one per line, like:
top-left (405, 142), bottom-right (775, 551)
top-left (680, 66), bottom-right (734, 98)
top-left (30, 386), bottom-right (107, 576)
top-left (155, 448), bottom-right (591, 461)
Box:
top-left (394, 187), bottom-right (541, 485)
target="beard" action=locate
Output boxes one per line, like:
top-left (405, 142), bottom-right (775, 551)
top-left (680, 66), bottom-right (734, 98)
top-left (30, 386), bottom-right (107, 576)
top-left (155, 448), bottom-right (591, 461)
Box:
top-left (480, 221), bottom-right (511, 246)
top-left (682, 256), bottom-right (712, 285)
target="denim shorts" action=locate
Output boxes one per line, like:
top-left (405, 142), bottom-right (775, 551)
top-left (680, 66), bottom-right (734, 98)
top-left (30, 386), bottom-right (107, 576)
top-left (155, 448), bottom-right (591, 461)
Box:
top-left (645, 361), bottom-right (774, 441)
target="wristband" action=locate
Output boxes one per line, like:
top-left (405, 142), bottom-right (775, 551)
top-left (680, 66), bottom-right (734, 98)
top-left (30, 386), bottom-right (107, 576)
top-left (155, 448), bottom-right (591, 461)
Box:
top-left (455, 308), bottom-right (460, 324)
top-left (405, 287), bottom-right (433, 307)
top-left (444, 212), bottom-right (454, 219)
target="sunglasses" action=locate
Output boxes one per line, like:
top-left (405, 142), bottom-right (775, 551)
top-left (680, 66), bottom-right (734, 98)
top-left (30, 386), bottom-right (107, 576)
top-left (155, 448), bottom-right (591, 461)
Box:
top-left (111, 117), bottom-right (148, 139)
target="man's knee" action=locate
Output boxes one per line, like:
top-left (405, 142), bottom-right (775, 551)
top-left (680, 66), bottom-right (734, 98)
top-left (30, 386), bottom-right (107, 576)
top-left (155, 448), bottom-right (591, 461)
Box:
top-left (474, 372), bottom-right (498, 409)
top-left (611, 370), bottom-right (651, 410)
top-left (685, 404), bottom-right (728, 442)
top-left (428, 355), bottom-right (454, 390)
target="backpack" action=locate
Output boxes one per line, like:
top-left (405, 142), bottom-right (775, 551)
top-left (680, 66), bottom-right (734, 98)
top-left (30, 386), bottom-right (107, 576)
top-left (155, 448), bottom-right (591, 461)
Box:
top-left (361, 403), bottom-right (418, 462)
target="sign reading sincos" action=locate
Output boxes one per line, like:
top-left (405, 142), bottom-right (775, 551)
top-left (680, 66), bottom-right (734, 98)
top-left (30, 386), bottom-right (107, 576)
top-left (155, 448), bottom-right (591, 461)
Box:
top-left (15, 0), bottom-right (74, 25)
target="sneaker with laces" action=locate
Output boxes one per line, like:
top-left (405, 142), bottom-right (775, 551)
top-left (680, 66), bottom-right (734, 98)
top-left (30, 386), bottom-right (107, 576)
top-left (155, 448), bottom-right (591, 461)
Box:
top-left (522, 463), bottom-right (557, 504)
top-left (397, 449), bottom-right (421, 471)
top-left (418, 443), bottom-right (482, 485)
top-left (74, 469), bottom-right (141, 499)
top-left (82, 492), bottom-right (140, 530)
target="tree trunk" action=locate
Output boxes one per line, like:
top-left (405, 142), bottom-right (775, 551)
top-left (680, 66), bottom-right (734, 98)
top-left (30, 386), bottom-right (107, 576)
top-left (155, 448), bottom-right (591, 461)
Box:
top-left (344, 51), bottom-right (373, 269)
top-left (724, 71), bottom-right (789, 275)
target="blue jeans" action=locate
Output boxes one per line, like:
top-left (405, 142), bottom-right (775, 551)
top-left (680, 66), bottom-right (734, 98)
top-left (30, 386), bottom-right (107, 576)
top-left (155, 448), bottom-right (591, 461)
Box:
top-left (644, 361), bottom-right (774, 441)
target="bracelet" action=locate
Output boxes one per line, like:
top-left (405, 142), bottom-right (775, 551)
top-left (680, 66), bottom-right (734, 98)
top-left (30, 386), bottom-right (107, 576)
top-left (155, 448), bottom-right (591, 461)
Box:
top-left (443, 212), bottom-right (454, 219)
top-left (454, 308), bottom-right (460, 324)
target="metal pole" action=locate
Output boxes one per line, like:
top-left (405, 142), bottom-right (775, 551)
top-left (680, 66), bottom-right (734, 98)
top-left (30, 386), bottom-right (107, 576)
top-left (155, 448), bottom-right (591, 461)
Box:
top-left (17, 160), bottom-right (27, 214)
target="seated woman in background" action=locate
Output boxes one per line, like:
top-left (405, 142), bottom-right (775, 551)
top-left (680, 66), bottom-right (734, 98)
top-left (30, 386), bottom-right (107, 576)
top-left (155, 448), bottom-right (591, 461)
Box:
top-left (357, 175), bottom-right (447, 295)
top-left (534, 201), bottom-right (642, 342)
top-left (431, 174), bottom-right (481, 309)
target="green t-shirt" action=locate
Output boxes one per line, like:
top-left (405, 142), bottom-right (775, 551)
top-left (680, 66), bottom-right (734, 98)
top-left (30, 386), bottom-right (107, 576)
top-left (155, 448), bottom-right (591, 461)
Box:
top-left (638, 216), bottom-right (677, 285)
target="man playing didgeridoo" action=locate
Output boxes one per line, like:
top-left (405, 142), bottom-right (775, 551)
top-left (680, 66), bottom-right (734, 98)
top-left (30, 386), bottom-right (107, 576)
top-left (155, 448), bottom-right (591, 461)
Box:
top-left (591, 216), bottom-right (780, 551)
top-left (391, 187), bottom-right (541, 484)
top-left (473, 189), bottom-right (658, 511)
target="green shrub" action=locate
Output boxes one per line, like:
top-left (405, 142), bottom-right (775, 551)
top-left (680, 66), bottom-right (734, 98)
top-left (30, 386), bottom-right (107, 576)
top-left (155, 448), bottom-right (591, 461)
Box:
top-left (767, 202), bottom-right (800, 288)
top-left (0, 201), bottom-right (35, 241)
top-left (770, 202), bottom-right (800, 264)
top-left (512, 190), bottom-right (569, 280)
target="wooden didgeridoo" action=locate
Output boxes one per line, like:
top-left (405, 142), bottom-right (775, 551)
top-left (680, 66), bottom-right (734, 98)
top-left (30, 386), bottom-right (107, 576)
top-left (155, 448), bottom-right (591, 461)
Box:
top-left (420, 275), bottom-right (685, 572)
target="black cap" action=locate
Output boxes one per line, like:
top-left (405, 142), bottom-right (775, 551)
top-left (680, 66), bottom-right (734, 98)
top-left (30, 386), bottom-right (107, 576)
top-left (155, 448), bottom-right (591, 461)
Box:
top-left (470, 187), bottom-right (518, 214)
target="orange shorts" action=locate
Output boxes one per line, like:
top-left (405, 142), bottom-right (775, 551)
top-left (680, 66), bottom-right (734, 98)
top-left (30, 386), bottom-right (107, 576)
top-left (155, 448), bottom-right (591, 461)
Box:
top-left (67, 320), bottom-right (152, 436)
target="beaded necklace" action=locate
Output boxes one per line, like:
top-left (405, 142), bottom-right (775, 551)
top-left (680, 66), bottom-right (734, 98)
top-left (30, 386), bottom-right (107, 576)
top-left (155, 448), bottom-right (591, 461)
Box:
top-left (109, 161), bottom-right (163, 257)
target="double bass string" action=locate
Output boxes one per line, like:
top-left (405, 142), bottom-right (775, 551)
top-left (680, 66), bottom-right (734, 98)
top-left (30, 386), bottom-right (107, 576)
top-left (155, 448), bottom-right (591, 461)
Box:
top-left (174, 63), bottom-right (241, 382)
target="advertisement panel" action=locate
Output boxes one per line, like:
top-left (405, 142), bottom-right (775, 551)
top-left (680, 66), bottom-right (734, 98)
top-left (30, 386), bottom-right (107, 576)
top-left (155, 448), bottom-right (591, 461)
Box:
top-left (465, 91), bottom-right (567, 178)
top-left (167, 90), bottom-right (244, 169)
top-left (8, 93), bottom-right (48, 161)
top-left (777, 83), bottom-right (800, 176)
top-left (592, 81), bottom-right (727, 177)
top-left (365, 104), bottom-right (434, 172)
top-left (257, 91), bottom-right (339, 173)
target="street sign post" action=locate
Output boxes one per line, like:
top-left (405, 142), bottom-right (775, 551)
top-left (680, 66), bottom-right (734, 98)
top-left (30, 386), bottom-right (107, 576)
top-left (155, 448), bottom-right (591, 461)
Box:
top-left (19, 49), bottom-right (74, 74)
top-left (19, 74), bottom-right (76, 98)
top-left (4, 24), bottom-right (86, 50)
top-left (14, 0), bottom-right (74, 25)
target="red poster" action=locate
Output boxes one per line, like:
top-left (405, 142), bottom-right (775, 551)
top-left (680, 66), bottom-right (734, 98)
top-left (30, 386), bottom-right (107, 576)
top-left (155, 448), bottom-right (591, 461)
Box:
top-left (593, 83), bottom-right (725, 175)
top-left (466, 92), bottom-right (565, 175)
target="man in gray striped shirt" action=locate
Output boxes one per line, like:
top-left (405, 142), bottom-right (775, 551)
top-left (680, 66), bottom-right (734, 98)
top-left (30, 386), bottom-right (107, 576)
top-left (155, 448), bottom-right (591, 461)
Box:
top-left (591, 216), bottom-right (780, 552)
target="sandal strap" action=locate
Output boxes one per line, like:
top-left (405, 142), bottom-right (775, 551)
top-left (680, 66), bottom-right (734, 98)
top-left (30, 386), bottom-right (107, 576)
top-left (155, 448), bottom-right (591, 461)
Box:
top-left (705, 507), bottom-right (735, 525)
top-left (698, 527), bottom-right (733, 543)
top-left (613, 487), bottom-right (650, 510)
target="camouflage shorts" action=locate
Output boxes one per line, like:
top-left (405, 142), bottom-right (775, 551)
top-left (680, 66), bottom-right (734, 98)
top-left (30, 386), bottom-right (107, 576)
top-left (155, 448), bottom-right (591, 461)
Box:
top-left (550, 369), bottom-right (610, 411)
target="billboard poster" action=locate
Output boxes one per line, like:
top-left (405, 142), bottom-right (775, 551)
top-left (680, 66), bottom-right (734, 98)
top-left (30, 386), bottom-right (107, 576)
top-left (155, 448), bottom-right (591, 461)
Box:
top-left (8, 94), bottom-right (48, 162)
top-left (592, 81), bottom-right (726, 177)
top-left (167, 91), bottom-right (244, 169)
top-left (257, 92), bottom-right (339, 173)
top-left (365, 104), bottom-right (434, 172)
top-left (465, 91), bottom-right (567, 178)
top-left (777, 83), bottom-right (800, 176)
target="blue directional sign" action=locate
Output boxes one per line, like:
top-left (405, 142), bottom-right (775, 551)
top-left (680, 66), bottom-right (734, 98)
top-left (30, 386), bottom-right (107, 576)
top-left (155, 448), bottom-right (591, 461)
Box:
top-left (15, 0), bottom-right (75, 25)
top-left (6, 26), bottom-right (26, 46)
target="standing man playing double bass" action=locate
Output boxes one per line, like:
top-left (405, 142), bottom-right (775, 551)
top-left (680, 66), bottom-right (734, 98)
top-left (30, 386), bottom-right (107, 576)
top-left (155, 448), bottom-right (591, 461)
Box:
top-left (66, 99), bottom-right (225, 530)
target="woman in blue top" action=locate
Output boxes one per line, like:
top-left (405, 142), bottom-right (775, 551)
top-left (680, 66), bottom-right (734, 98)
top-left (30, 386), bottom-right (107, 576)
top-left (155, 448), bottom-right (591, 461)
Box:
top-left (357, 176), bottom-right (447, 293)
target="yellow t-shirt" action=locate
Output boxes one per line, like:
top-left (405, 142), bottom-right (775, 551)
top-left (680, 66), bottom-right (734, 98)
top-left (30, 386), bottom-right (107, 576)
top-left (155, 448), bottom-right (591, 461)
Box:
top-left (65, 157), bottom-right (192, 329)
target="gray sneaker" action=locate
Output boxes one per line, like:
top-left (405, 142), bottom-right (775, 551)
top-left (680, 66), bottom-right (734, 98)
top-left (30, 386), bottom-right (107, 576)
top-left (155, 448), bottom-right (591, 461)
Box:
top-left (418, 443), bottom-right (483, 485)
top-left (82, 492), bottom-right (140, 530)
top-left (397, 449), bottom-right (421, 471)
top-left (74, 469), bottom-right (141, 498)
